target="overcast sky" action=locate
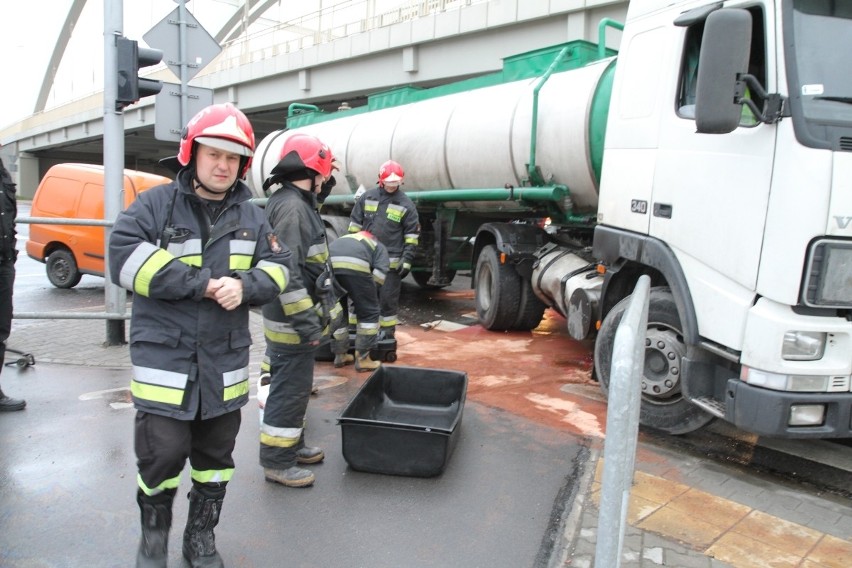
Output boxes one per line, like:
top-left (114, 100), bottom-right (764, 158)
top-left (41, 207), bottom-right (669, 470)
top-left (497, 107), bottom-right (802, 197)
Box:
top-left (1, 1), bottom-right (446, 131)
top-left (1, 1), bottom-right (243, 130)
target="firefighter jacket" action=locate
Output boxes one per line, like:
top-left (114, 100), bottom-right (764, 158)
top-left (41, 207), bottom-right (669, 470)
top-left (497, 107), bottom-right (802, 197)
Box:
top-left (329, 231), bottom-right (389, 286)
top-left (261, 182), bottom-right (338, 346)
top-left (0, 159), bottom-right (17, 262)
top-left (108, 169), bottom-right (291, 421)
top-left (348, 185), bottom-right (419, 270)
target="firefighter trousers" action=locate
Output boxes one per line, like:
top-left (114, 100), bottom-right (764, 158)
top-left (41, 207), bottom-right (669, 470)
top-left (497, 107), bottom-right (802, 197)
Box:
top-left (335, 271), bottom-right (381, 353)
top-left (379, 268), bottom-right (402, 333)
top-left (135, 409), bottom-right (241, 495)
top-left (259, 342), bottom-right (316, 470)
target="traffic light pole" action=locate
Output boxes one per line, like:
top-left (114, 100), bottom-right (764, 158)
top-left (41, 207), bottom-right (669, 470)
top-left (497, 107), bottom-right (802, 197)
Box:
top-left (103, 0), bottom-right (127, 346)
top-left (178, 0), bottom-right (190, 131)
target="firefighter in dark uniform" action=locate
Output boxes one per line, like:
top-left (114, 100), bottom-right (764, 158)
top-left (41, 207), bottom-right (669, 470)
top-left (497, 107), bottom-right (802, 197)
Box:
top-left (258, 133), bottom-right (343, 488)
top-left (0, 155), bottom-right (25, 411)
top-left (348, 160), bottom-right (420, 343)
top-left (108, 103), bottom-right (291, 568)
top-left (329, 230), bottom-right (389, 371)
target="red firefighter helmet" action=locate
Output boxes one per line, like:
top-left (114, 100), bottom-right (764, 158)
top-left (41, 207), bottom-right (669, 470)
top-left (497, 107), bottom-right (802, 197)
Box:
top-left (271, 133), bottom-right (335, 179)
top-left (378, 160), bottom-right (404, 185)
top-left (177, 103), bottom-right (255, 177)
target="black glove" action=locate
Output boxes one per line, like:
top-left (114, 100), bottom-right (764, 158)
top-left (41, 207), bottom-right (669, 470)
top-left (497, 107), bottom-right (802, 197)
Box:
top-left (397, 262), bottom-right (411, 280)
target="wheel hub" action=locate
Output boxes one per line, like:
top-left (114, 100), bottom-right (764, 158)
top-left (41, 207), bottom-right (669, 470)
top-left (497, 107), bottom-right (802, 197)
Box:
top-left (641, 327), bottom-right (686, 400)
top-left (477, 267), bottom-right (493, 310)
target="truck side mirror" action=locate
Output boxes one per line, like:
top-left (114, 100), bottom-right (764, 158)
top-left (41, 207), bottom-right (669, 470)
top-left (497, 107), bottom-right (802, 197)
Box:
top-left (695, 9), bottom-right (752, 134)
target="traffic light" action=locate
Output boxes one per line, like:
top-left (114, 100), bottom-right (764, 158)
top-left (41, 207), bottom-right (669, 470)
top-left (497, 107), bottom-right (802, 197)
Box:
top-left (116, 36), bottom-right (164, 110)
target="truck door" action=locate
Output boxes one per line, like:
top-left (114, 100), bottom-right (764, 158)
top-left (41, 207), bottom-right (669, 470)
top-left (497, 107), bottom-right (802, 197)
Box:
top-left (650, 5), bottom-right (776, 349)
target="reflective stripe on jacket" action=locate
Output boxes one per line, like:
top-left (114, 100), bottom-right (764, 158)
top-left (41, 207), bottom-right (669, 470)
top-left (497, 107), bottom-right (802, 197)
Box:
top-left (108, 169), bottom-right (291, 420)
top-left (348, 185), bottom-right (420, 269)
top-left (261, 182), bottom-right (333, 346)
top-left (329, 231), bottom-right (389, 286)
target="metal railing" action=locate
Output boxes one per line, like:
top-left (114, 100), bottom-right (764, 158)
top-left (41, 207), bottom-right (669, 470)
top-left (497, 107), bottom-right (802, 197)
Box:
top-left (205, 0), bottom-right (483, 74)
top-left (13, 216), bottom-right (129, 321)
top-left (15, 1), bottom-right (484, 125)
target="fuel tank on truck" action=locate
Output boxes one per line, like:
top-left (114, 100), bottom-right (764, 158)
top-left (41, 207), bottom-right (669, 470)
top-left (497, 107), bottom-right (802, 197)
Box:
top-left (250, 54), bottom-right (616, 213)
top-left (531, 243), bottom-right (602, 341)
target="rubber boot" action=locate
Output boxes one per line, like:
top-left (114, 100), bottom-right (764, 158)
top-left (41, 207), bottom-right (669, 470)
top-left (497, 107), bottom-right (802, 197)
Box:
top-left (182, 486), bottom-right (225, 568)
top-left (263, 466), bottom-right (316, 487)
top-left (355, 351), bottom-right (381, 373)
top-left (0, 350), bottom-right (26, 412)
top-left (136, 490), bottom-right (174, 568)
top-left (333, 353), bottom-right (354, 368)
top-left (296, 446), bottom-right (325, 464)
top-left (0, 385), bottom-right (26, 412)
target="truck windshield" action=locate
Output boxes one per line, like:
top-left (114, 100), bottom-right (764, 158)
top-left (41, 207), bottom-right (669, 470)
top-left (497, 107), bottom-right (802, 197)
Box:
top-left (786, 0), bottom-right (852, 148)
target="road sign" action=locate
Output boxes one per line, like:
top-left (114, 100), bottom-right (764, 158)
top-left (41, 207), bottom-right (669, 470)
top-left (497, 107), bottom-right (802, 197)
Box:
top-left (154, 83), bottom-right (214, 142)
top-left (143, 7), bottom-right (221, 82)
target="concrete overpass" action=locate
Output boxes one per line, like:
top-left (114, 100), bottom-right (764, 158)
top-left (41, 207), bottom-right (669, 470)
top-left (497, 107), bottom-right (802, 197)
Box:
top-left (1, 0), bottom-right (627, 198)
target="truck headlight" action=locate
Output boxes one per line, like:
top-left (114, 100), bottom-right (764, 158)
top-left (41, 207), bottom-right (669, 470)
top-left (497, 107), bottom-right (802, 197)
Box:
top-left (740, 367), bottom-right (829, 391)
top-left (802, 239), bottom-right (852, 308)
top-left (782, 331), bottom-right (826, 360)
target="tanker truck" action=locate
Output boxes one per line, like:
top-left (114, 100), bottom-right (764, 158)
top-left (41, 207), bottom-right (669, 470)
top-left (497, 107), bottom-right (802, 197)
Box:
top-left (249, 0), bottom-right (852, 439)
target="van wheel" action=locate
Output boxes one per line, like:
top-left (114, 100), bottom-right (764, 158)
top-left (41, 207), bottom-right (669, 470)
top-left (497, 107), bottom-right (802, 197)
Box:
top-left (46, 249), bottom-right (82, 289)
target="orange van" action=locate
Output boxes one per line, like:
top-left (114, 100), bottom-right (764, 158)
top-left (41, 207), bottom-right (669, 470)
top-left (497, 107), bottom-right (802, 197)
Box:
top-left (26, 163), bottom-right (171, 288)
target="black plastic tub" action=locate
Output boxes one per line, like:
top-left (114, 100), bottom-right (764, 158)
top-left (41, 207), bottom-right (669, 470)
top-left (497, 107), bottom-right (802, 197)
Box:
top-left (338, 365), bottom-right (468, 477)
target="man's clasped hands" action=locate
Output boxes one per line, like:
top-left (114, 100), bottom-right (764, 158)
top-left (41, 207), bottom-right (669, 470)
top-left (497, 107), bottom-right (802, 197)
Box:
top-left (204, 276), bottom-right (244, 311)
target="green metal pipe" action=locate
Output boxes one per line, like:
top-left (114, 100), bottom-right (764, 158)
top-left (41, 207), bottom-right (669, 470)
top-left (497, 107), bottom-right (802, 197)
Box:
top-left (255, 187), bottom-right (566, 207)
top-left (287, 103), bottom-right (320, 117)
top-left (408, 186), bottom-right (567, 203)
top-left (529, 45), bottom-right (571, 186)
top-left (323, 186), bottom-right (567, 206)
top-left (597, 18), bottom-right (625, 59)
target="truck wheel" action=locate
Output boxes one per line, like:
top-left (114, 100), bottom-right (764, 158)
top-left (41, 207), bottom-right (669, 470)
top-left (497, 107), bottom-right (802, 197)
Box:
top-left (474, 244), bottom-right (521, 330)
top-left (512, 280), bottom-right (547, 331)
top-left (594, 287), bottom-right (714, 435)
top-left (321, 214), bottom-right (349, 244)
top-left (412, 270), bottom-right (456, 289)
top-left (46, 249), bottom-right (83, 289)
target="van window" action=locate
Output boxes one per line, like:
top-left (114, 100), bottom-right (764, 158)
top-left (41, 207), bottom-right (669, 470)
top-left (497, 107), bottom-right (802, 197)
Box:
top-left (38, 177), bottom-right (82, 217)
top-left (80, 182), bottom-right (105, 220)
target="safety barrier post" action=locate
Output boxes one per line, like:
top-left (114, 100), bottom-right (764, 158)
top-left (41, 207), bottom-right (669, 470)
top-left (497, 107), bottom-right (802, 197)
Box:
top-left (594, 275), bottom-right (650, 568)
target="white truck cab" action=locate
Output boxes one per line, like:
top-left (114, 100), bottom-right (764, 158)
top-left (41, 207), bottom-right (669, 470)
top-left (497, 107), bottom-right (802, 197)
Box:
top-left (595, 0), bottom-right (852, 436)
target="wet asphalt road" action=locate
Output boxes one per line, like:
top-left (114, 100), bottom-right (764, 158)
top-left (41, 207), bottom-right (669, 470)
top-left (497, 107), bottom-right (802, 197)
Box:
top-left (6, 204), bottom-right (851, 566)
top-left (0, 361), bottom-right (585, 567)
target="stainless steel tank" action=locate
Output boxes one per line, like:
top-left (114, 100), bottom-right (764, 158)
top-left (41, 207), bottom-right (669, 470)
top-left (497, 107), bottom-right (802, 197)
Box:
top-left (250, 58), bottom-right (612, 212)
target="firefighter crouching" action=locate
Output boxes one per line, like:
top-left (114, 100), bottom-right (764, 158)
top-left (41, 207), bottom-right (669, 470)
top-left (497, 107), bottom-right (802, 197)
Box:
top-left (108, 103), bottom-right (291, 568)
top-left (329, 230), bottom-right (389, 371)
